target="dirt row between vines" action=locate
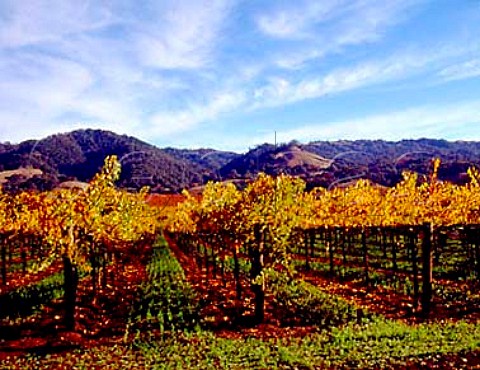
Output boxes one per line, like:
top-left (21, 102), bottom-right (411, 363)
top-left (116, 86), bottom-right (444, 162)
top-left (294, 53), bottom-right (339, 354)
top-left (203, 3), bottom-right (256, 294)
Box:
top-left (0, 244), bottom-right (152, 360)
top-left (167, 234), bottom-right (479, 329)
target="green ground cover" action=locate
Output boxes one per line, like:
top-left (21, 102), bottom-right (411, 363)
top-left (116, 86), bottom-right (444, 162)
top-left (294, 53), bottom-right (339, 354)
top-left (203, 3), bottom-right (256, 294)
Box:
top-left (1, 235), bottom-right (478, 369)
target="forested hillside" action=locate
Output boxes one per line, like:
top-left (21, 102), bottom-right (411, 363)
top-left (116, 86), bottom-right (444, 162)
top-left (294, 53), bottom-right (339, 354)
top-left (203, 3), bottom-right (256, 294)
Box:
top-left (1, 130), bottom-right (479, 193)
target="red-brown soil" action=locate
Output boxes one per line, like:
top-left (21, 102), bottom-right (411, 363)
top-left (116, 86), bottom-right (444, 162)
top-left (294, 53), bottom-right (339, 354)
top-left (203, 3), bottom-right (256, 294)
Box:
top-left (0, 243), bottom-right (152, 360)
top-left (0, 263), bottom-right (62, 295)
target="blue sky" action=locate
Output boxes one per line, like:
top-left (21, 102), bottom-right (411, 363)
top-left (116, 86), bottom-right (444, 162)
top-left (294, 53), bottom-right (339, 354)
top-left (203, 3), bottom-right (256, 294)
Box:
top-left (0, 0), bottom-right (479, 152)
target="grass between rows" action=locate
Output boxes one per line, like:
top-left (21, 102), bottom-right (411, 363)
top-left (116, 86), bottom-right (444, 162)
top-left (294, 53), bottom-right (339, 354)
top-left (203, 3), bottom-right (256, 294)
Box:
top-left (1, 235), bottom-right (478, 369)
top-left (0, 272), bottom-right (64, 321)
top-left (4, 318), bottom-right (478, 369)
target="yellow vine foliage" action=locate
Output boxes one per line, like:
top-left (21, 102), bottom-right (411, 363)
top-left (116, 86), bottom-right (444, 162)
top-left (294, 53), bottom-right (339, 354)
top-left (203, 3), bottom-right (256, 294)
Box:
top-left (169, 159), bottom-right (480, 235)
top-left (0, 155), bottom-right (159, 273)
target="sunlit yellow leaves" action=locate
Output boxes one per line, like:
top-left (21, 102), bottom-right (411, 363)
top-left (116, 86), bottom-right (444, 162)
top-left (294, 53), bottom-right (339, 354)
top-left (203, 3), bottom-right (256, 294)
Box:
top-left (168, 159), bottom-right (480, 237)
top-left (0, 155), bottom-right (159, 273)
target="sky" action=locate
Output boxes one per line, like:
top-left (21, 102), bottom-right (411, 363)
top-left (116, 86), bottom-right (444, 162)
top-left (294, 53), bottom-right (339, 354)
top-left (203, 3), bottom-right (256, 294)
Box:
top-left (0, 0), bottom-right (479, 152)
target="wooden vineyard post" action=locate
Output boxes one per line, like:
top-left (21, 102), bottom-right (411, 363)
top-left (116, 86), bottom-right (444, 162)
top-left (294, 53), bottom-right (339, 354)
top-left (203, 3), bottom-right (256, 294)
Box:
top-left (211, 236), bottom-right (218, 279)
top-left (251, 225), bottom-right (265, 324)
top-left (463, 228), bottom-right (472, 280)
top-left (88, 235), bottom-right (98, 297)
top-left (392, 231), bottom-right (398, 291)
top-left (233, 245), bottom-right (242, 300)
top-left (8, 241), bottom-right (12, 264)
top-left (99, 247), bottom-right (106, 289)
top-left (362, 230), bottom-right (369, 287)
top-left (381, 228), bottom-right (387, 259)
top-left (324, 229), bottom-right (329, 260)
top-left (421, 223), bottom-right (433, 318)
top-left (1, 236), bottom-right (6, 285)
top-left (30, 235), bottom-right (36, 259)
top-left (304, 230), bottom-right (310, 270)
top-left (187, 232), bottom-right (194, 255)
top-left (474, 227), bottom-right (480, 279)
top-left (310, 229), bottom-right (315, 259)
top-left (341, 231), bottom-right (347, 265)
top-left (435, 232), bottom-right (447, 265)
top-left (63, 255), bottom-right (79, 331)
top-left (90, 248), bottom-right (97, 297)
top-left (410, 232), bottom-right (419, 311)
top-left (334, 228), bottom-right (339, 267)
top-left (21, 238), bottom-right (27, 273)
top-left (220, 234), bottom-right (226, 286)
top-left (205, 235), bottom-right (210, 281)
top-left (328, 228), bottom-right (335, 277)
top-left (111, 251), bottom-right (117, 288)
top-left (196, 236), bottom-right (202, 269)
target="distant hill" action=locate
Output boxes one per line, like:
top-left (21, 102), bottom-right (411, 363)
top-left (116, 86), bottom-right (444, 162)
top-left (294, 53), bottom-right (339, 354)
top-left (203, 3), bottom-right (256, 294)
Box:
top-left (163, 147), bottom-right (238, 174)
top-left (0, 129), bottom-right (236, 193)
top-left (0, 168), bottom-right (43, 184)
top-left (220, 139), bottom-right (480, 189)
top-left (1, 130), bottom-right (480, 193)
top-left (220, 142), bottom-right (331, 179)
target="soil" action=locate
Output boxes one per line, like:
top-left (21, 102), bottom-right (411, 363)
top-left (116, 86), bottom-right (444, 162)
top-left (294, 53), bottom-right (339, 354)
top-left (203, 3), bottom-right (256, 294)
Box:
top-left (0, 242), bottom-right (151, 360)
top-left (1, 234), bottom-right (478, 369)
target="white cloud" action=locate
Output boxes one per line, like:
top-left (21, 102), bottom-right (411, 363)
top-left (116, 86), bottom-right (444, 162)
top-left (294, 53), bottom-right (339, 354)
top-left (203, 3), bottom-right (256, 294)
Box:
top-left (439, 59), bottom-right (480, 81)
top-left (0, 52), bottom-right (93, 118)
top-left (0, 0), bottom-right (233, 70)
top-left (0, 0), bottom-right (114, 48)
top-left (135, 0), bottom-right (234, 69)
top-left (257, 0), bottom-right (421, 40)
top-left (260, 100), bottom-right (480, 144)
top-left (0, 51), bottom-right (145, 142)
top-left (256, 1), bottom-right (347, 39)
top-left (147, 90), bottom-right (246, 136)
top-left (265, 43), bottom-right (479, 107)
top-left (0, 0), bottom-right (478, 150)
top-left (258, 0), bottom-right (425, 69)
top-left (0, 1), bottom-right (234, 143)
top-left (252, 51), bottom-right (438, 108)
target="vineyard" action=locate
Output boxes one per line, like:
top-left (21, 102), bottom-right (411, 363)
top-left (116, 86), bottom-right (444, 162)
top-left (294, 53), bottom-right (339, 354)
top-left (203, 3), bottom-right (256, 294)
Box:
top-left (0, 156), bottom-right (160, 348)
top-left (167, 159), bottom-right (480, 324)
top-left (0, 157), bottom-right (479, 369)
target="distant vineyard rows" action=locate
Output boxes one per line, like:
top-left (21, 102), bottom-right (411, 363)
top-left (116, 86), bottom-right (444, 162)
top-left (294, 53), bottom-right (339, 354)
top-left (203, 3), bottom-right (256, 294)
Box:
top-left (0, 156), bottom-right (160, 329)
top-left (167, 159), bottom-right (480, 321)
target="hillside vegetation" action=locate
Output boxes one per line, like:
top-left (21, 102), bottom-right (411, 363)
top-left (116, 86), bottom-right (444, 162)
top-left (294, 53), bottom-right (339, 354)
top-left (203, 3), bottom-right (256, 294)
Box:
top-left (1, 130), bottom-right (480, 193)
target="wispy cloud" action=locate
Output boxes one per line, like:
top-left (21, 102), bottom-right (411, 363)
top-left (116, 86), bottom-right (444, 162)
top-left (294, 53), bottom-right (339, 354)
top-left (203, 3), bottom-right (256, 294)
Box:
top-left (252, 49), bottom-right (443, 108)
top-left (0, 0), bottom-right (115, 48)
top-left (139, 45), bottom-right (446, 138)
top-left (135, 0), bottom-right (234, 69)
top-left (257, 0), bottom-right (425, 69)
top-left (0, 0), bottom-right (235, 142)
top-left (0, 0), bottom-right (478, 149)
top-left (0, 52), bottom-right (93, 110)
top-left (146, 90), bottom-right (246, 136)
top-left (439, 59), bottom-right (480, 82)
top-left (257, 0), bottom-right (422, 39)
top-left (256, 1), bottom-right (344, 39)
